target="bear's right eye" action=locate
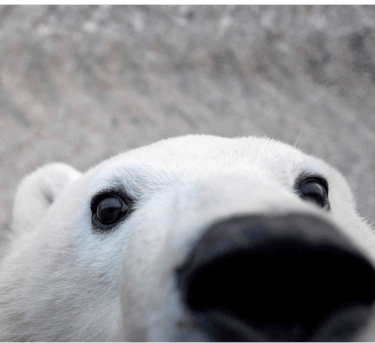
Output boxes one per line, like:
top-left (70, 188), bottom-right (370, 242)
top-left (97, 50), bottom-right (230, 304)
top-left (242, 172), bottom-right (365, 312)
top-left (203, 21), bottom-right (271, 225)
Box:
top-left (91, 192), bottom-right (132, 231)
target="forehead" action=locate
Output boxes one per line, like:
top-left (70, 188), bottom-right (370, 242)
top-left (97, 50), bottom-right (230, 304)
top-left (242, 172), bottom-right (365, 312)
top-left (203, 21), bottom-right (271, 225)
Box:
top-left (87, 135), bottom-right (328, 195)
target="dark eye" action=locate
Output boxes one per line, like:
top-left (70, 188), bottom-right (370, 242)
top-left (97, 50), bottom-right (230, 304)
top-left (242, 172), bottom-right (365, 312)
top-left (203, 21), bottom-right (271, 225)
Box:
top-left (296, 178), bottom-right (330, 210)
top-left (91, 193), bottom-right (131, 230)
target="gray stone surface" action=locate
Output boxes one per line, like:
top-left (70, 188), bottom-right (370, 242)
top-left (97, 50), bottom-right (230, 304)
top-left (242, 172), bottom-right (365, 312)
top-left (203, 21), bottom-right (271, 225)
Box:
top-left (1, 5), bottom-right (375, 249)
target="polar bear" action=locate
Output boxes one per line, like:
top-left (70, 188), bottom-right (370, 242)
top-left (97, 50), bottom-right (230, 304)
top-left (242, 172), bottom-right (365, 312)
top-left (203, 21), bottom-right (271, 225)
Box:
top-left (1, 134), bottom-right (375, 342)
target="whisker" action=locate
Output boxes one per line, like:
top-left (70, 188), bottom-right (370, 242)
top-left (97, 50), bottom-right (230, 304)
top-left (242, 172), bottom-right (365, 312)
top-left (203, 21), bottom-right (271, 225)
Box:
top-left (293, 130), bottom-right (303, 148)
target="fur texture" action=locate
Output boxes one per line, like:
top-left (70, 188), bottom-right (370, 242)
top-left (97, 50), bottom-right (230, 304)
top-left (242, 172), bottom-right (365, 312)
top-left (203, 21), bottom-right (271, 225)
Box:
top-left (1, 134), bottom-right (375, 341)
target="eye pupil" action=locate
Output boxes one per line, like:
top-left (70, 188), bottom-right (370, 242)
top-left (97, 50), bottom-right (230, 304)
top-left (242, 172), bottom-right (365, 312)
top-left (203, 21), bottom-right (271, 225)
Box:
top-left (96, 196), bottom-right (128, 225)
top-left (298, 179), bottom-right (329, 209)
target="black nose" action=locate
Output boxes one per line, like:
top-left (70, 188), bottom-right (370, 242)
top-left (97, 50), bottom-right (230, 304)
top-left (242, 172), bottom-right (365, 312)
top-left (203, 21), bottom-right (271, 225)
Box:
top-left (177, 214), bottom-right (375, 341)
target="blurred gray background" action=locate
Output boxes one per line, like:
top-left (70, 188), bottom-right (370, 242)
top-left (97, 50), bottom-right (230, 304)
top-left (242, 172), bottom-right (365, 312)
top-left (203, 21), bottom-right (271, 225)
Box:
top-left (1, 5), bottom-right (375, 240)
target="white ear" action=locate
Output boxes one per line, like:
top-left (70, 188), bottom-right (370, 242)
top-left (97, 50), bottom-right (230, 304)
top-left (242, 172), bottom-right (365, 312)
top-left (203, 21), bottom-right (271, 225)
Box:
top-left (11, 163), bottom-right (81, 238)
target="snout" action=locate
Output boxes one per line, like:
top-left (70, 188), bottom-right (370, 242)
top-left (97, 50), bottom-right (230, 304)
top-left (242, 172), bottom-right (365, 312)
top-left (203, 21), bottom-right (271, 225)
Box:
top-left (177, 214), bottom-right (375, 341)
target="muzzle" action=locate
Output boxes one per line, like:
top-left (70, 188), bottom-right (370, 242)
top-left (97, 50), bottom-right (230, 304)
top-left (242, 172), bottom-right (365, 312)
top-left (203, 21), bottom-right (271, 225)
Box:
top-left (177, 213), bottom-right (375, 341)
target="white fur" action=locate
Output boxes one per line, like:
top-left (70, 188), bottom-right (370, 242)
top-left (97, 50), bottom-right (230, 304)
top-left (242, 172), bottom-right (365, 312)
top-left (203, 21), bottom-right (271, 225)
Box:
top-left (1, 134), bottom-right (375, 341)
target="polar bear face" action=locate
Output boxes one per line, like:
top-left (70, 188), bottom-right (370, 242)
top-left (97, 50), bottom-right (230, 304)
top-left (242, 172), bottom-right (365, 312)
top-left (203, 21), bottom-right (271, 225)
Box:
top-left (1, 134), bottom-right (375, 341)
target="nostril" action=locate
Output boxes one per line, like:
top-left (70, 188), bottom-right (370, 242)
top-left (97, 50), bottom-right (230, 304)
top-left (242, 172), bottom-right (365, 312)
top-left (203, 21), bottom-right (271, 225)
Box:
top-left (177, 214), bottom-right (375, 341)
top-left (184, 242), bottom-right (375, 325)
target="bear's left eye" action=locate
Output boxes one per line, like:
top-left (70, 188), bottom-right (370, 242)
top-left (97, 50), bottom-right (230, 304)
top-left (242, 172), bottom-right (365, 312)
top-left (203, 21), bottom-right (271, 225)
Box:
top-left (296, 176), bottom-right (330, 210)
top-left (91, 193), bottom-right (131, 231)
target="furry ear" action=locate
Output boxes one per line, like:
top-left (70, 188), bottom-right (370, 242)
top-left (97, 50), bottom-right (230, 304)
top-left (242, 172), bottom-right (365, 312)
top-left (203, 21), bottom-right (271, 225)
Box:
top-left (11, 163), bottom-right (81, 237)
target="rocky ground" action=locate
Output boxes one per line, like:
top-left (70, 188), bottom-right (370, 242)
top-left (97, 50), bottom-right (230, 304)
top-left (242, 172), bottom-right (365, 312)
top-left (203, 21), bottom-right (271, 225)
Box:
top-left (1, 6), bottom-right (375, 250)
